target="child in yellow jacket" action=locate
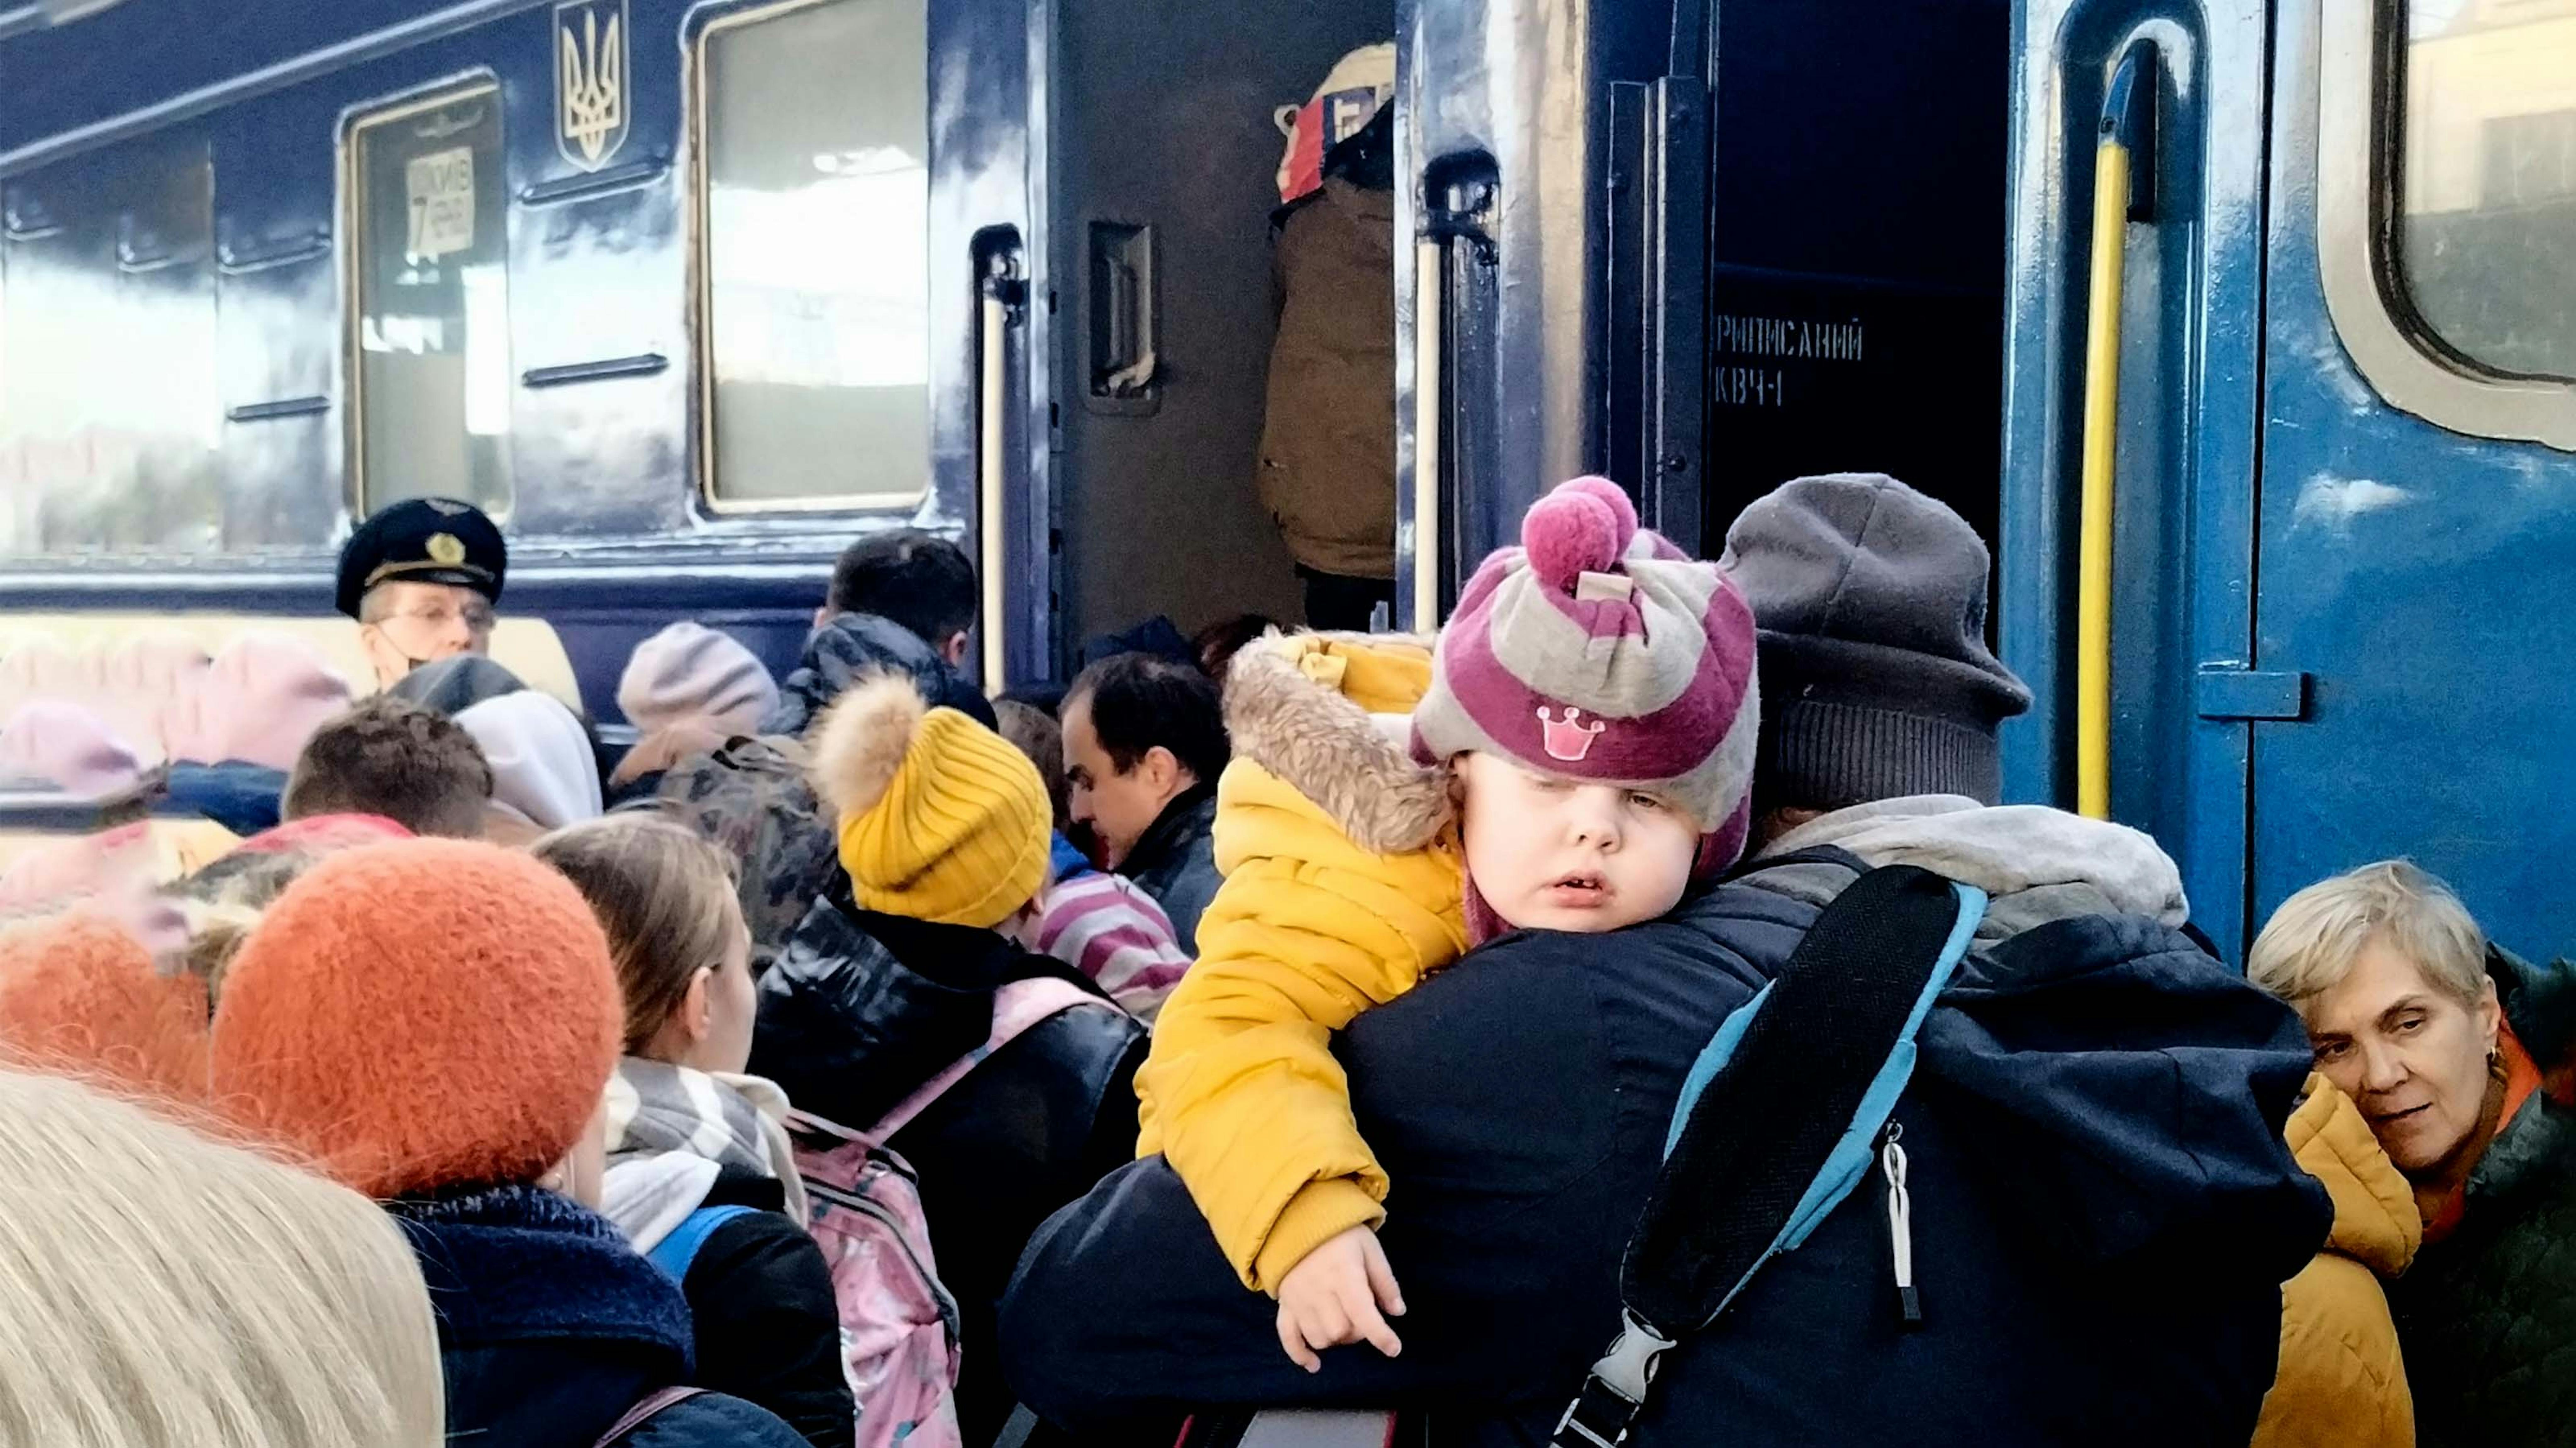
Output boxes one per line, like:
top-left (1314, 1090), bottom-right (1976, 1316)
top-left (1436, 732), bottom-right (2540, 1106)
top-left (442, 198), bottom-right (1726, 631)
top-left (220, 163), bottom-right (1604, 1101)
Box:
top-left (1138, 476), bottom-right (1762, 1370)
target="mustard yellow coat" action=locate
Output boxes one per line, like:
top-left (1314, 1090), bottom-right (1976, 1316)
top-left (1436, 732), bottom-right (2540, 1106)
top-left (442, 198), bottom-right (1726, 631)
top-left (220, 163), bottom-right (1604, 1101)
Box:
top-left (1135, 634), bottom-right (1469, 1292)
top-left (2254, 1074), bottom-right (2421, 1448)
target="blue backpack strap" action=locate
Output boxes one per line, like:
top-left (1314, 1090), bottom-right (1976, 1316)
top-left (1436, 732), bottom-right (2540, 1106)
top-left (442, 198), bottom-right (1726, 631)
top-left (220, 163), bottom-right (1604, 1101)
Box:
top-left (646, 1205), bottom-right (758, 1282)
top-left (1555, 865), bottom-right (1986, 1448)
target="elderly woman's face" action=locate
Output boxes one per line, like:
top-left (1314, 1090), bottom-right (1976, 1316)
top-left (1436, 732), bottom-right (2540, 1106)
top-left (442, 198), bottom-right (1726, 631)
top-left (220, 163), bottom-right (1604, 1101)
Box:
top-left (2304, 935), bottom-right (2501, 1174)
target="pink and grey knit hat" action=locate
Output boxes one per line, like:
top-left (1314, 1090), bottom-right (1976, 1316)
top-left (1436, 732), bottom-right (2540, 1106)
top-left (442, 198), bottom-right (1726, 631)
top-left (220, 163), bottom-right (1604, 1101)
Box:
top-left (1413, 476), bottom-right (1761, 875)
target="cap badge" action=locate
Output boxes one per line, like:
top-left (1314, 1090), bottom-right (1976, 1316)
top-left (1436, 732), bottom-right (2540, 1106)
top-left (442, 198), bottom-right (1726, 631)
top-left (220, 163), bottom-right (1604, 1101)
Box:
top-left (1536, 706), bottom-right (1607, 763)
top-left (426, 533), bottom-right (468, 566)
top-left (425, 498), bottom-right (470, 517)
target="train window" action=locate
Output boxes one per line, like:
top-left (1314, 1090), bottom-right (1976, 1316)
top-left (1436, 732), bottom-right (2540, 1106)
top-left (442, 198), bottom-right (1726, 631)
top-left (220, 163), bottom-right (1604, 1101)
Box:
top-left (0, 141), bottom-right (221, 555)
top-left (695, 0), bottom-right (930, 510)
top-left (345, 81), bottom-right (515, 520)
top-left (2395, 0), bottom-right (2576, 383)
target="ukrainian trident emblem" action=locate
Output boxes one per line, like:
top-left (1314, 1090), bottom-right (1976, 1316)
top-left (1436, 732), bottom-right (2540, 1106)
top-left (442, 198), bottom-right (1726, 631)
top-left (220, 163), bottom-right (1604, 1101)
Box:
top-left (1536, 706), bottom-right (1608, 763)
top-left (555, 0), bottom-right (629, 171)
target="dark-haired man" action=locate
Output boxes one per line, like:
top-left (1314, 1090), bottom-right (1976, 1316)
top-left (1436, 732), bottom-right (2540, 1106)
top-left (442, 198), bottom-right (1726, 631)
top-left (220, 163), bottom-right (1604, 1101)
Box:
top-left (769, 529), bottom-right (994, 735)
top-left (1062, 653), bottom-right (1228, 951)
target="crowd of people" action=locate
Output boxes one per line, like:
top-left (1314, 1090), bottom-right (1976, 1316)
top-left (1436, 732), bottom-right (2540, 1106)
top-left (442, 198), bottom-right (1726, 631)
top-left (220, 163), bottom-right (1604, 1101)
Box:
top-left (0, 474), bottom-right (2564, 1448)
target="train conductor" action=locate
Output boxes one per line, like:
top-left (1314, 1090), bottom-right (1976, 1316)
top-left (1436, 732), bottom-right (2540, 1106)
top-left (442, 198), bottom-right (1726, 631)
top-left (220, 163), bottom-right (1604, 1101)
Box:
top-left (336, 497), bottom-right (509, 690)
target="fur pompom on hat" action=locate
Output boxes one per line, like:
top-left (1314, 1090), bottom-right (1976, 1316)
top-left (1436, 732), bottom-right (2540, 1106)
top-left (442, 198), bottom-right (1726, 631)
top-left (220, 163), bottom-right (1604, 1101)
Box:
top-left (0, 914), bottom-right (209, 1102)
top-left (208, 838), bottom-right (620, 1200)
top-left (1413, 476), bottom-right (1760, 872)
top-left (811, 674), bottom-right (1052, 929)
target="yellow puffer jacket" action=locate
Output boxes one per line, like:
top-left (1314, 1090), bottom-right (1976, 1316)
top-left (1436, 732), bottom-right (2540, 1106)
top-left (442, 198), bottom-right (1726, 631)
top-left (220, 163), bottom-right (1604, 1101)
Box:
top-left (2253, 1074), bottom-right (2421, 1448)
top-left (1136, 633), bottom-right (1469, 1291)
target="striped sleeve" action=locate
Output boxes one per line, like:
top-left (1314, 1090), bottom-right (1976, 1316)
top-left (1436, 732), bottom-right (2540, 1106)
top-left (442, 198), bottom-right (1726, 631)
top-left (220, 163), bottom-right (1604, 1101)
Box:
top-left (1031, 873), bottom-right (1194, 1021)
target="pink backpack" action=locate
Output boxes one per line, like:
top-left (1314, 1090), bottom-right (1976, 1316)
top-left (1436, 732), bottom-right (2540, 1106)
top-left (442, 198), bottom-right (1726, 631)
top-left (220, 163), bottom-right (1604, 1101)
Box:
top-left (787, 976), bottom-right (1109, 1448)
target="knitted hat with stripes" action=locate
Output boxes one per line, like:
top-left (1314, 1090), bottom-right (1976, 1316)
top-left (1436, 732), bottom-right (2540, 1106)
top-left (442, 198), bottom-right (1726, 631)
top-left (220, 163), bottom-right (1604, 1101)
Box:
top-left (811, 674), bottom-right (1051, 929)
top-left (1413, 476), bottom-right (1760, 875)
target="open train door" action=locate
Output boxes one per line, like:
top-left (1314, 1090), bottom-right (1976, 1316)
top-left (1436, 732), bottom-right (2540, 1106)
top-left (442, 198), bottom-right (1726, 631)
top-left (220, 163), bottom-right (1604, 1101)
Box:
top-left (1996, 0), bottom-right (2273, 954)
top-left (1398, 0), bottom-right (2011, 632)
top-left (1651, 0), bottom-right (2013, 557)
top-left (2237, 0), bottom-right (2576, 959)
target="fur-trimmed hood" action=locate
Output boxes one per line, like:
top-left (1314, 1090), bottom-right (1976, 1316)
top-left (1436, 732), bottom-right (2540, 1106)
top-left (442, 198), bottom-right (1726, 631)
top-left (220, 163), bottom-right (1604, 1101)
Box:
top-left (1220, 632), bottom-right (1450, 855)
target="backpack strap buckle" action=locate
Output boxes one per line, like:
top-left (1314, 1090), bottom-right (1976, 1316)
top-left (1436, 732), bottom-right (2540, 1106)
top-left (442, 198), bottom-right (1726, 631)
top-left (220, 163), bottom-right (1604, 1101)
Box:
top-left (1551, 1311), bottom-right (1674, 1448)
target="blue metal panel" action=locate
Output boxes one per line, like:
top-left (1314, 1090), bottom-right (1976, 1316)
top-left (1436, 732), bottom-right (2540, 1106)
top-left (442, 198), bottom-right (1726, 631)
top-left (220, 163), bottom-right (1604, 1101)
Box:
top-left (1998, 0), bottom-right (2269, 955)
top-left (2248, 0), bottom-right (2576, 961)
top-left (1396, 0), bottom-right (1674, 624)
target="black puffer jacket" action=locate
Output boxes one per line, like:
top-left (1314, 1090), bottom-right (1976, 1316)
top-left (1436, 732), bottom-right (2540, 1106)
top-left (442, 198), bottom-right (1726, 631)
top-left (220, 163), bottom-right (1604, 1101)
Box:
top-left (390, 1185), bottom-right (808, 1448)
top-left (2389, 946), bottom-right (2576, 1448)
top-left (673, 1173), bottom-right (855, 1448)
top-left (1122, 785), bottom-right (1221, 954)
top-left (751, 889), bottom-right (1148, 1444)
top-left (1001, 854), bottom-right (2328, 1448)
top-left (763, 612), bottom-right (994, 739)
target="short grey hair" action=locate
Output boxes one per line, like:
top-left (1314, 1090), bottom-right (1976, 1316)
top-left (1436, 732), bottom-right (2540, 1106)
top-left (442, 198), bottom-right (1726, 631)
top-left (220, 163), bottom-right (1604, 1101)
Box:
top-left (357, 583), bottom-right (397, 626)
top-left (2248, 860), bottom-right (2489, 1011)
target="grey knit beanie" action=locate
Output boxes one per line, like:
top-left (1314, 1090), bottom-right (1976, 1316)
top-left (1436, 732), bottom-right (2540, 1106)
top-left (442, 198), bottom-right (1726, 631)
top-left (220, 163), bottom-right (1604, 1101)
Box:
top-left (1718, 473), bottom-right (2031, 810)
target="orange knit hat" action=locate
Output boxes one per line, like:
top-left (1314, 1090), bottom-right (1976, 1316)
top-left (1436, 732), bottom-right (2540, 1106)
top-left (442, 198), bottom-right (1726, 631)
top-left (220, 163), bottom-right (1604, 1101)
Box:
top-left (0, 913), bottom-right (209, 1102)
top-left (208, 838), bottom-right (619, 1199)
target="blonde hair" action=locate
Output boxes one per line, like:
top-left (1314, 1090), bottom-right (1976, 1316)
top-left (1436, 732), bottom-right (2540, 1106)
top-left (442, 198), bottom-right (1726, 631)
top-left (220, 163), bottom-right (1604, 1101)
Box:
top-left (533, 815), bottom-right (746, 1053)
top-left (2248, 860), bottom-right (2490, 1011)
top-left (0, 1066), bottom-right (443, 1447)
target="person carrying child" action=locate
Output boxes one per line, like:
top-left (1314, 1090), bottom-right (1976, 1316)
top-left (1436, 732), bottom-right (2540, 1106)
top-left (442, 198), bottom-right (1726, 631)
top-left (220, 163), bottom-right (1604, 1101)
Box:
top-left (1137, 475), bottom-right (1757, 1367)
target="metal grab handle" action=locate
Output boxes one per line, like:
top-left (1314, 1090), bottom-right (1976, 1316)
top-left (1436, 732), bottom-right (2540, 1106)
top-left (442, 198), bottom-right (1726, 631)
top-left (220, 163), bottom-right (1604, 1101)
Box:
top-left (2076, 41), bottom-right (2157, 820)
top-left (978, 262), bottom-right (1013, 696)
top-left (1412, 236), bottom-right (1446, 633)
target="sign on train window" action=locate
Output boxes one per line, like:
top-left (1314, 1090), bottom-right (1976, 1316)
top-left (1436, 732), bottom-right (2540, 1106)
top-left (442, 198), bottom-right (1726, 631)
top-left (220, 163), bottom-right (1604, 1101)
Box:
top-left (695, 0), bottom-right (931, 510)
top-left (346, 81), bottom-right (515, 520)
top-left (2396, 0), bottom-right (2576, 383)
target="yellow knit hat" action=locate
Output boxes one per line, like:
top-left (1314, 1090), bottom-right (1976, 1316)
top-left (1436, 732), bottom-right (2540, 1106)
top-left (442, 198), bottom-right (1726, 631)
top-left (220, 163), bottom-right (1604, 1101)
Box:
top-left (809, 674), bottom-right (1052, 928)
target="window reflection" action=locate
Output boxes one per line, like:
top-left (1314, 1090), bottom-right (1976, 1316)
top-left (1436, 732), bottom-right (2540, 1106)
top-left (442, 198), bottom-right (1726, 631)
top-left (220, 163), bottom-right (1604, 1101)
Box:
top-left (0, 143), bottom-right (221, 556)
top-left (351, 84), bottom-right (514, 518)
top-left (701, 0), bottom-right (931, 508)
top-left (2400, 0), bottom-right (2576, 380)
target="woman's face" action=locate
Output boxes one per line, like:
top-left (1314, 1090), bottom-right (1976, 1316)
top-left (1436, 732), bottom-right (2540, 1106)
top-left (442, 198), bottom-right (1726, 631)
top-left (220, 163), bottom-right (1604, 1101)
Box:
top-left (2303, 935), bottom-right (2501, 1175)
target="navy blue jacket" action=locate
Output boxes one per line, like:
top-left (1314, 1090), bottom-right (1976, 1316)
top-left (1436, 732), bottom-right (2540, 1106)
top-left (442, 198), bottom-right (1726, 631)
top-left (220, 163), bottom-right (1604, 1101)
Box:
top-left (392, 1185), bottom-right (808, 1448)
top-left (999, 861), bottom-right (2329, 1448)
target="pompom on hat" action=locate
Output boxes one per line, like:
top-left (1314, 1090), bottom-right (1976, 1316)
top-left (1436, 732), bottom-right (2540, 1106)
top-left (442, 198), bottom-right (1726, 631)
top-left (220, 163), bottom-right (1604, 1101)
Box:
top-left (208, 838), bottom-right (620, 1200)
top-left (810, 674), bottom-right (1053, 930)
top-left (1413, 476), bottom-right (1760, 873)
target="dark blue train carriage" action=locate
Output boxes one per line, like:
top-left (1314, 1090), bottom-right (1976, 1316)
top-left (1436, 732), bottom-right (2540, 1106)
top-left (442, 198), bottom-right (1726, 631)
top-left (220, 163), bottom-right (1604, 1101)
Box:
top-left (1, 0), bottom-right (2569, 960)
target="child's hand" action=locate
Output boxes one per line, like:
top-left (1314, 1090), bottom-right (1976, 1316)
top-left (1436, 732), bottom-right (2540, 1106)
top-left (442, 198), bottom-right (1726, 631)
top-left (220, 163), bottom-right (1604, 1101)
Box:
top-left (1274, 1225), bottom-right (1406, 1373)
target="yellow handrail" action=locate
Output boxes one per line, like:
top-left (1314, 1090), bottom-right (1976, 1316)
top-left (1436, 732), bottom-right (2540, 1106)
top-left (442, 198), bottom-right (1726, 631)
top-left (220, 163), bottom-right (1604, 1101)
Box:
top-left (2076, 139), bottom-right (2127, 820)
top-left (2077, 43), bottom-right (2156, 820)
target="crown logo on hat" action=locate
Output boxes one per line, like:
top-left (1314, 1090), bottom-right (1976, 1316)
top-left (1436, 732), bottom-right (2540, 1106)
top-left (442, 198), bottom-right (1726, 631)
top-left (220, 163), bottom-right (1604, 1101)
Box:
top-left (426, 533), bottom-right (467, 565)
top-left (1535, 706), bottom-right (1607, 763)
